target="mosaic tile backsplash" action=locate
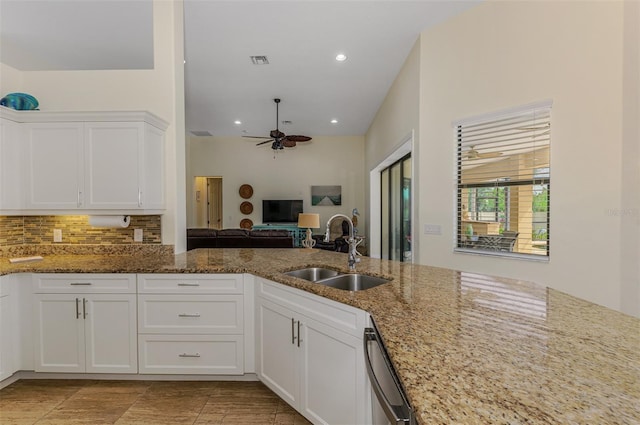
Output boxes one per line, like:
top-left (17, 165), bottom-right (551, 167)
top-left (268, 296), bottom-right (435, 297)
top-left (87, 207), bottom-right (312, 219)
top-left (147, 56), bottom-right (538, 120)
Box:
top-left (0, 215), bottom-right (161, 246)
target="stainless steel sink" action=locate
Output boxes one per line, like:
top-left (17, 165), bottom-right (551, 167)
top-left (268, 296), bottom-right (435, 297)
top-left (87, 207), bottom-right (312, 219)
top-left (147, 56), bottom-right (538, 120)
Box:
top-left (315, 274), bottom-right (390, 291)
top-left (284, 267), bottom-right (341, 282)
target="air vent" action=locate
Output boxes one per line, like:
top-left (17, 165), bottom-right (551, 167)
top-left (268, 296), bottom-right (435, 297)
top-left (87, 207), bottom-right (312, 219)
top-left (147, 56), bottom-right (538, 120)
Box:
top-left (250, 55), bottom-right (269, 65)
top-left (281, 120), bottom-right (292, 125)
top-left (191, 131), bottom-right (213, 137)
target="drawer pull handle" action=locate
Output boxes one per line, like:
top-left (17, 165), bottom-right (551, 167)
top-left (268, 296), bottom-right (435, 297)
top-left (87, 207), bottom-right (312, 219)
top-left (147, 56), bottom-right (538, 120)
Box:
top-left (177, 283), bottom-right (200, 287)
top-left (179, 353), bottom-right (201, 358)
top-left (178, 313), bottom-right (201, 318)
top-left (70, 282), bottom-right (92, 286)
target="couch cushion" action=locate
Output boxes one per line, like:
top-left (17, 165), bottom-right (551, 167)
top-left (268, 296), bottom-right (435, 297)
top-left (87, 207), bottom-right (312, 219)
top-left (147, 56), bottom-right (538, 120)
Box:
top-left (217, 229), bottom-right (250, 237)
top-left (187, 228), bottom-right (218, 238)
top-left (249, 230), bottom-right (291, 238)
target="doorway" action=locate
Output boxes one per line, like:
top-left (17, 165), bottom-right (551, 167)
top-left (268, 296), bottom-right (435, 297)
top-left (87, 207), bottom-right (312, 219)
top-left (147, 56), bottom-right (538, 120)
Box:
top-left (194, 177), bottom-right (223, 229)
top-left (368, 133), bottom-right (413, 260)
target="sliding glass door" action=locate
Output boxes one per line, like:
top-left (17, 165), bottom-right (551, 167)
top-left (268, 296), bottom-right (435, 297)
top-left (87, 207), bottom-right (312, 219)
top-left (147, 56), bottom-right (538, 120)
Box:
top-left (381, 154), bottom-right (411, 262)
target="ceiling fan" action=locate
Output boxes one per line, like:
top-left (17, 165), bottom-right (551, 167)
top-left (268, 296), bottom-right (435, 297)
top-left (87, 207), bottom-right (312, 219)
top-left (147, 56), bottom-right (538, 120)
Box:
top-left (243, 98), bottom-right (312, 150)
top-left (465, 146), bottom-right (503, 159)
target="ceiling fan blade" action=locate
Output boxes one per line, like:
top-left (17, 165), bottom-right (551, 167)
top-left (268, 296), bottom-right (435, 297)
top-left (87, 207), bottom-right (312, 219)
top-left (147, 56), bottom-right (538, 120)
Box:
top-left (285, 135), bottom-right (312, 142)
top-left (282, 139), bottom-right (297, 148)
top-left (256, 139), bottom-right (274, 146)
top-left (243, 135), bottom-right (272, 139)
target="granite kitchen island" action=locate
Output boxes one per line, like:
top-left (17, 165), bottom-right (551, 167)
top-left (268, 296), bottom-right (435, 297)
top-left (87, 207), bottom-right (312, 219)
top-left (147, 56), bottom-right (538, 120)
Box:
top-left (1, 246), bottom-right (638, 425)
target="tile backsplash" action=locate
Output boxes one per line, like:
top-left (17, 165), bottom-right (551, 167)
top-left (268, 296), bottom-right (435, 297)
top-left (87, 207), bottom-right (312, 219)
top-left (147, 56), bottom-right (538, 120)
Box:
top-left (0, 215), bottom-right (161, 246)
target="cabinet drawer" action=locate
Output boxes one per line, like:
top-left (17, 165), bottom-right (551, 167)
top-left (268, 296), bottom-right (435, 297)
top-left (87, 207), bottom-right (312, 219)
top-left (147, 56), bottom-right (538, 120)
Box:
top-left (138, 295), bottom-right (243, 334)
top-left (138, 274), bottom-right (243, 294)
top-left (33, 274), bottom-right (136, 293)
top-left (258, 278), bottom-right (367, 337)
top-left (138, 334), bottom-right (244, 375)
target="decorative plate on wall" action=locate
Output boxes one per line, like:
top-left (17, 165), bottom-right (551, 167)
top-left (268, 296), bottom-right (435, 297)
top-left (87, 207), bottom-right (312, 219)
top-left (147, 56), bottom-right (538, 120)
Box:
top-left (239, 184), bottom-right (253, 199)
top-left (240, 218), bottom-right (253, 229)
top-left (240, 201), bottom-right (253, 215)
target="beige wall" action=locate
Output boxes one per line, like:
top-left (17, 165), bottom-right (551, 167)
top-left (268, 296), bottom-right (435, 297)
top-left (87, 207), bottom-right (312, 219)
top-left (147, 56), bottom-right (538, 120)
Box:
top-left (414, 0), bottom-right (634, 314)
top-left (365, 39), bottom-right (420, 258)
top-left (0, 1), bottom-right (186, 252)
top-left (0, 63), bottom-right (23, 94)
top-left (187, 135), bottom-right (366, 235)
top-left (620, 0), bottom-right (640, 315)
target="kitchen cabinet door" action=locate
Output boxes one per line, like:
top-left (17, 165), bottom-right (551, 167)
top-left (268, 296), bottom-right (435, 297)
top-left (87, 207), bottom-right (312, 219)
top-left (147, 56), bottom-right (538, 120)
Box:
top-left (299, 314), bottom-right (367, 425)
top-left (0, 277), bottom-right (15, 381)
top-left (84, 294), bottom-right (137, 373)
top-left (24, 123), bottom-right (84, 209)
top-left (33, 294), bottom-right (85, 372)
top-left (0, 117), bottom-right (24, 210)
top-left (83, 122), bottom-right (143, 209)
top-left (256, 297), bottom-right (299, 408)
top-left (33, 294), bottom-right (137, 373)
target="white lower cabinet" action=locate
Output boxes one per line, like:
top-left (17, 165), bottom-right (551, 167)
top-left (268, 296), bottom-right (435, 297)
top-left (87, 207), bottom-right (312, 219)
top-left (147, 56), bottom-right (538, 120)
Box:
top-left (138, 334), bottom-right (244, 375)
top-left (137, 274), bottom-right (245, 375)
top-left (32, 274), bottom-right (138, 373)
top-left (256, 278), bottom-right (370, 425)
top-left (0, 276), bottom-right (15, 381)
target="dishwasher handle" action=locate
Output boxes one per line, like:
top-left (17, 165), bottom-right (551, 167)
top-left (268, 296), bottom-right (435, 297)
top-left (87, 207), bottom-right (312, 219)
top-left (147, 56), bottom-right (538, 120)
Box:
top-left (364, 327), bottom-right (414, 425)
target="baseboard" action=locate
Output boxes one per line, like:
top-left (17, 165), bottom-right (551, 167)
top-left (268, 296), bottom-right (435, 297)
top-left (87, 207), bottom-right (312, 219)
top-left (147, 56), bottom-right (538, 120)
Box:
top-left (1, 370), bottom-right (259, 390)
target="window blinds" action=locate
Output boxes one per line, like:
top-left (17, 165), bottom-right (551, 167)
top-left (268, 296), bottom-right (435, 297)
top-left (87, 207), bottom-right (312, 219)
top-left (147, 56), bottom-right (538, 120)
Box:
top-left (456, 103), bottom-right (551, 257)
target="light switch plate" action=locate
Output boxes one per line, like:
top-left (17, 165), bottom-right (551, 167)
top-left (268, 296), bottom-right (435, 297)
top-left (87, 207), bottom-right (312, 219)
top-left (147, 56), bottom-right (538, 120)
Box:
top-left (134, 229), bottom-right (143, 242)
top-left (53, 229), bottom-right (62, 243)
top-left (424, 224), bottom-right (442, 235)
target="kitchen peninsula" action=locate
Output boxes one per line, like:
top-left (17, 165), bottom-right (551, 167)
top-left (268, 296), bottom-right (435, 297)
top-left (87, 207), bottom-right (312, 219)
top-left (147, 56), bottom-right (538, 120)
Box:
top-left (1, 246), bottom-right (638, 424)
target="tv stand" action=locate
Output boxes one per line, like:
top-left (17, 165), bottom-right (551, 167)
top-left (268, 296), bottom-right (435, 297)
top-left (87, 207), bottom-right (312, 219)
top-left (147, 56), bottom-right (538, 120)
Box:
top-left (252, 223), bottom-right (306, 247)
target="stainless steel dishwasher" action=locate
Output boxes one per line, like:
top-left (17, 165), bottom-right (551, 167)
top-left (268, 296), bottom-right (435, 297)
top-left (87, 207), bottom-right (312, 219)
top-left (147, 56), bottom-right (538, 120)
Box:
top-left (364, 318), bottom-right (416, 425)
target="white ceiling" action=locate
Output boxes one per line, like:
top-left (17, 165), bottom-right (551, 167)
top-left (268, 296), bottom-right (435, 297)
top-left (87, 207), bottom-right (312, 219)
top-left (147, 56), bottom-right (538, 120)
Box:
top-left (0, 0), bottom-right (480, 138)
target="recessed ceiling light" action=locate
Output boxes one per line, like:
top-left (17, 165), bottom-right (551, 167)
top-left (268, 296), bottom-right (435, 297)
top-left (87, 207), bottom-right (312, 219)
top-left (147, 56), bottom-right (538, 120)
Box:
top-left (234, 120), bottom-right (242, 125)
top-left (331, 119), bottom-right (338, 124)
top-left (250, 55), bottom-right (269, 65)
top-left (335, 54), bottom-right (347, 62)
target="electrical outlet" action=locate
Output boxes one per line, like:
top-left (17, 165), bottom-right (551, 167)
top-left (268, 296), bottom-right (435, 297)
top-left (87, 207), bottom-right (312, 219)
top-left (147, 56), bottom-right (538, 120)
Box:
top-left (424, 224), bottom-right (442, 235)
top-left (134, 228), bottom-right (143, 242)
top-left (53, 229), bottom-right (62, 243)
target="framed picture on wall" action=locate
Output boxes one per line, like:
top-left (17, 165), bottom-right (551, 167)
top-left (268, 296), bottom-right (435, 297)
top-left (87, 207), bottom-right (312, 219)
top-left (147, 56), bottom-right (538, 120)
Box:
top-left (311, 185), bottom-right (342, 206)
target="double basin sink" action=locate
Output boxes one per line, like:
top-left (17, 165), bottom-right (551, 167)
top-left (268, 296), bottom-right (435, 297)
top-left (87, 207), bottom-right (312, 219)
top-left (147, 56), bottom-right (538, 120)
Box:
top-left (284, 267), bottom-right (390, 291)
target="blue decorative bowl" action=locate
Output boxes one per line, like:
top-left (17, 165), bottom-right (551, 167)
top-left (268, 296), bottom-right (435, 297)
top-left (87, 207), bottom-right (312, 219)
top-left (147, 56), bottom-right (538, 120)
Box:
top-left (0, 93), bottom-right (39, 110)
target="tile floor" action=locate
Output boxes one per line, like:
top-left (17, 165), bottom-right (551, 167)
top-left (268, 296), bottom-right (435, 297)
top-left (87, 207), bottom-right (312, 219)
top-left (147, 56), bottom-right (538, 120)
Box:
top-left (0, 379), bottom-right (312, 425)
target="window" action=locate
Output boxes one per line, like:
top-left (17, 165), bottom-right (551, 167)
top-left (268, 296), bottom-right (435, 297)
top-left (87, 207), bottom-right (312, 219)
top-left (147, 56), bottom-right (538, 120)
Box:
top-left (455, 102), bottom-right (551, 257)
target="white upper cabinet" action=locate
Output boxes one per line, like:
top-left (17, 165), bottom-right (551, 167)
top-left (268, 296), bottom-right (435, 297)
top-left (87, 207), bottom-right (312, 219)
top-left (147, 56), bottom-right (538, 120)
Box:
top-left (0, 116), bottom-right (24, 210)
top-left (25, 122), bottom-right (84, 209)
top-left (0, 107), bottom-right (167, 214)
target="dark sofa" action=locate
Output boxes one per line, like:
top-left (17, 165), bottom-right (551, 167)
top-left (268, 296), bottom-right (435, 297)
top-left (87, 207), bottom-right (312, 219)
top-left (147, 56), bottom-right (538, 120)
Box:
top-left (186, 228), bottom-right (294, 250)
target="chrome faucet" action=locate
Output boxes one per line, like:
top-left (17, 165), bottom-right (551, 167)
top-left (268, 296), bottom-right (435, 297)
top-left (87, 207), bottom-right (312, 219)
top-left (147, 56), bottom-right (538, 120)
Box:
top-left (325, 214), bottom-right (360, 271)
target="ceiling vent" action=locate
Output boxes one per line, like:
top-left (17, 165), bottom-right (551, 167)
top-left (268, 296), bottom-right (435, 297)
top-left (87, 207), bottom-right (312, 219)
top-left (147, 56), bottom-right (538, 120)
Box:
top-left (281, 120), bottom-right (292, 125)
top-left (191, 130), bottom-right (213, 137)
top-left (250, 55), bottom-right (269, 65)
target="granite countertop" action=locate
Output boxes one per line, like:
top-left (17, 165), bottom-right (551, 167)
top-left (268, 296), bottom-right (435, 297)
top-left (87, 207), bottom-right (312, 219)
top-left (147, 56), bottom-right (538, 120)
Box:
top-left (1, 246), bottom-right (639, 424)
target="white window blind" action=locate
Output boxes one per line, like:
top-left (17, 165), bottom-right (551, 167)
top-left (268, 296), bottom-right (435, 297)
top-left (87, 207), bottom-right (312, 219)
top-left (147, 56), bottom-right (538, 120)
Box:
top-left (456, 103), bottom-right (551, 257)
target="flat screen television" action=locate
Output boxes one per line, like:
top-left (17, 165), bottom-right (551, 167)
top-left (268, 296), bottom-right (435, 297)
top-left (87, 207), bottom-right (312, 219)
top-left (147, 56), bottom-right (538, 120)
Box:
top-left (262, 199), bottom-right (303, 224)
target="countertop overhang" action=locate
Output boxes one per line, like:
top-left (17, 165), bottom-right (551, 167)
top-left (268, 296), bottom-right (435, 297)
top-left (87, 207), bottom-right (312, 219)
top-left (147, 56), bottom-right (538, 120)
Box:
top-left (1, 247), bottom-right (639, 424)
